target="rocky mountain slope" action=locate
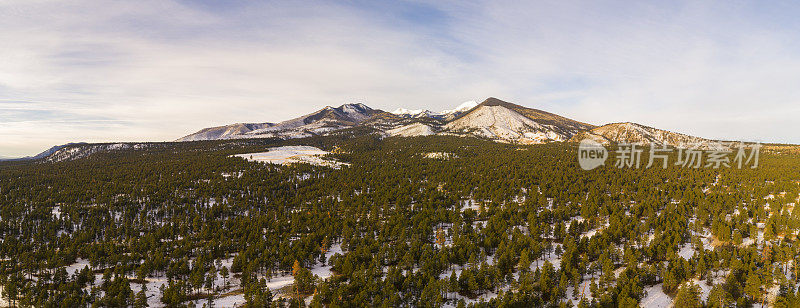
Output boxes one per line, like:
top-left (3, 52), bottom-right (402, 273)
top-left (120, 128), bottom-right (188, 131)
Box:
top-left (178, 103), bottom-right (380, 141)
top-left (569, 122), bottom-right (712, 147)
top-left (177, 123), bottom-right (274, 141)
top-left (443, 98), bottom-right (595, 143)
top-left (44, 143), bottom-right (157, 162)
top-left (0, 143), bottom-right (89, 161)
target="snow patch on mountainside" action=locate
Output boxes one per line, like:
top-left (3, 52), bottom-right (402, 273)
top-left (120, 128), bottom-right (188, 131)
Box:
top-left (445, 105), bottom-right (569, 143)
top-left (46, 143), bottom-right (154, 162)
top-left (569, 122), bottom-right (728, 149)
top-left (446, 106), bottom-right (539, 136)
top-left (177, 123), bottom-right (273, 142)
top-left (386, 123), bottom-right (436, 137)
top-left (391, 100), bottom-right (479, 120)
top-left (244, 119), bottom-right (343, 137)
top-left (391, 108), bottom-right (430, 117)
top-left (340, 103), bottom-right (372, 121)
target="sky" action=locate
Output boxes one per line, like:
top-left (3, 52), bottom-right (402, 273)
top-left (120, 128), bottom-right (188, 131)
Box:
top-left (2, 0), bottom-right (800, 157)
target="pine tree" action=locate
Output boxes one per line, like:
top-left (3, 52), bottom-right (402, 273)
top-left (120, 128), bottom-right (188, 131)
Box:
top-left (134, 284), bottom-right (148, 308)
top-left (745, 270), bottom-right (763, 301)
top-left (674, 282), bottom-right (702, 308)
top-left (518, 249), bottom-right (531, 272)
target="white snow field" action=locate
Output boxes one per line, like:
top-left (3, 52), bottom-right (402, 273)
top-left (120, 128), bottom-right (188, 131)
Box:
top-left (233, 146), bottom-right (348, 168)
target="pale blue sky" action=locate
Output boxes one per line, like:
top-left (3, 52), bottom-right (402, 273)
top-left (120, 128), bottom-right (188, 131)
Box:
top-left (2, 0), bottom-right (800, 157)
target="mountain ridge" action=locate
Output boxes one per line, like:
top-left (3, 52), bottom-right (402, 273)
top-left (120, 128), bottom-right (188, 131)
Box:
top-left (177, 103), bottom-right (380, 142)
top-left (568, 122), bottom-right (715, 147)
top-left (442, 97), bottom-right (595, 143)
top-left (390, 100), bottom-right (479, 121)
top-left (177, 97), bottom-right (715, 147)
top-left (13, 97), bottom-right (749, 162)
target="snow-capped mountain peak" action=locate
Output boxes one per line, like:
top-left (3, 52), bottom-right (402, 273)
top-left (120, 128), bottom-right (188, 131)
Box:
top-left (338, 103), bottom-right (375, 122)
top-left (391, 108), bottom-right (429, 116)
top-left (442, 100), bottom-right (478, 114)
top-left (443, 97), bottom-right (594, 144)
top-left (390, 100), bottom-right (479, 120)
top-left (350, 102), bottom-right (369, 110)
top-left (177, 102), bottom-right (379, 141)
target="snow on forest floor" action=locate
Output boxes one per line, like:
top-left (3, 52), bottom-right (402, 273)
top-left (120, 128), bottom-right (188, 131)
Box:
top-left (455, 289), bottom-right (502, 306)
top-left (50, 208), bottom-right (777, 308)
top-left (310, 243), bottom-right (342, 279)
top-left (689, 278), bottom-right (713, 302)
top-left (0, 285), bottom-right (8, 307)
top-left (440, 292), bottom-right (495, 307)
top-left (424, 152), bottom-right (455, 159)
top-left (678, 244), bottom-right (695, 260)
top-left (766, 284), bottom-right (781, 306)
top-left (580, 218), bottom-right (609, 240)
top-left (582, 228), bottom-right (600, 239)
top-left (564, 274), bottom-right (596, 305)
top-left (532, 245), bottom-right (563, 271)
top-left (209, 294), bottom-right (245, 307)
top-left (200, 243), bottom-right (343, 306)
top-left (640, 284), bottom-right (672, 308)
top-left (460, 199), bottom-right (480, 212)
top-left (233, 146), bottom-right (348, 168)
top-left (56, 243), bottom-right (345, 307)
top-left (698, 235), bottom-right (715, 251)
top-left (131, 276), bottom-right (171, 308)
top-left (65, 258), bottom-right (92, 276)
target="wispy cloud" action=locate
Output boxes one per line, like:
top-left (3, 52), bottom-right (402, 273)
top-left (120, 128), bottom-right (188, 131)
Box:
top-left (1, 0), bottom-right (799, 156)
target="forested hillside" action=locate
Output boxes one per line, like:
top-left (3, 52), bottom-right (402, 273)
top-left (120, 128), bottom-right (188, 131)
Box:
top-left (1, 135), bottom-right (800, 307)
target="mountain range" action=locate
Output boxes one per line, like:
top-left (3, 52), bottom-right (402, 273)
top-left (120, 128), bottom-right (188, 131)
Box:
top-left (176, 103), bottom-right (381, 141)
top-left (0, 143), bottom-right (88, 161)
top-left (177, 97), bottom-right (715, 147)
top-left (391, 100), bottom-right (478, 121)
top-left (8, 97), bottom-right (726, 162)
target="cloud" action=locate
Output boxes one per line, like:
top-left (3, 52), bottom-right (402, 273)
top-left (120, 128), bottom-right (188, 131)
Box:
top-left (0, 0), bottom-right (799, 156)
